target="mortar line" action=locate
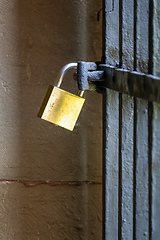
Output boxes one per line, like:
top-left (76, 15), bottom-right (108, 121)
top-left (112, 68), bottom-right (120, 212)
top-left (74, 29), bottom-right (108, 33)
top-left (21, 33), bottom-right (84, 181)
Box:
top-left (0, 179), bottom-right (102, 186)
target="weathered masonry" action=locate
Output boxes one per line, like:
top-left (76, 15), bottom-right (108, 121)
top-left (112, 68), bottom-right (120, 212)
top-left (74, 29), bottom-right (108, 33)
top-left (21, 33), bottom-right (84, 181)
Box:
top-left (0, 1), bottom-right (102, 239)
top-left (101, 0), bottom-right (160, 239)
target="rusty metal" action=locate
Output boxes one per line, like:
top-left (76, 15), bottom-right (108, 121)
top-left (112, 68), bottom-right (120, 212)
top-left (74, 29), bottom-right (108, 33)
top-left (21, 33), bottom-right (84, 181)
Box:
top-left (98, 64), bottom-right (160, 103)
top-left (77, 61), bottom-right (97, 90)
top-left (77, 61), bottom-right (160, 103)
top-left (77, 61), bottom-right (104, 91)
top-left (101, 0), bottom-right (160, 239)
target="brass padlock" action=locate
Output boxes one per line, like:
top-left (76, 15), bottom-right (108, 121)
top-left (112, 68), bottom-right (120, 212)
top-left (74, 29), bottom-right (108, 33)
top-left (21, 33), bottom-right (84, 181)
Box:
top-left (37, 63), bottom-right (85, 131)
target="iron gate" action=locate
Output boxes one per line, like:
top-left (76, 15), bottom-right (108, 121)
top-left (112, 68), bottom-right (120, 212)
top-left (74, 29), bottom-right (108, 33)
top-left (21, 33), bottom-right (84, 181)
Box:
top-left (101, 0), bottom-right (160, 239)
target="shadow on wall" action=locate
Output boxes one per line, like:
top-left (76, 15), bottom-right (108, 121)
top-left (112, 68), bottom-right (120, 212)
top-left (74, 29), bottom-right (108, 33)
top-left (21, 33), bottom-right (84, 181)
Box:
top-left (0, 0), bottom-right (102, 239)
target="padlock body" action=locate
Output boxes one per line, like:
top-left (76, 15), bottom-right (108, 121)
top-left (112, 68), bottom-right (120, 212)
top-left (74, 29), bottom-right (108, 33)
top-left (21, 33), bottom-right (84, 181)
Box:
top-left (38, 86), bottom-right (85, 131)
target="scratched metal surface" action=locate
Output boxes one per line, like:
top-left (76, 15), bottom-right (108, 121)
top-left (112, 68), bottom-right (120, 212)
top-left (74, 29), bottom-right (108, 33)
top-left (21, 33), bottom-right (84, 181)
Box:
top-left (0, 0), bottom-right (102, 239)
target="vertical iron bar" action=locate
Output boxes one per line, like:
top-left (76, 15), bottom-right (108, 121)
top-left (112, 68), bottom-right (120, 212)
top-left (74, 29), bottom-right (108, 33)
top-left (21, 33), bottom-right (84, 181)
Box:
top-left (102, 0), bottom-right (107, 64)
top-left (102, 89), bottom-right (107, 240)
top-left (118, 1), bottom-right (123, 238)
top-left (102, 1), bottom-right (120, 239)
top-left (148, 0), bottom-right (153, 238)
top-left (133, 1), bottom-right (137, 238)
top-left (133, 98), bottom-right (137, 240)
top-left (134, 0), bottom-right (137, 71)
top-left (148, 102), bottom-right (153, 240)
top-left (118, 93), bottom-right (122, 240)
top-left (148, 0), bottom-right (153, 74)
top-left (119, 0), bottom-right (123, 68)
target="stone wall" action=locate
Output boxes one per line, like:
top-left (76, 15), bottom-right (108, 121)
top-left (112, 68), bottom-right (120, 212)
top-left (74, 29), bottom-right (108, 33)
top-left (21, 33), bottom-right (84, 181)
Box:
top-left (0, 1), bottom-right (102, 239)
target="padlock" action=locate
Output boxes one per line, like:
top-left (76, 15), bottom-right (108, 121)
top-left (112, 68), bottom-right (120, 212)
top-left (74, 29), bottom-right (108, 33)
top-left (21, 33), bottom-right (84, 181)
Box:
top-left (37, 63), bottom-right (85, 131)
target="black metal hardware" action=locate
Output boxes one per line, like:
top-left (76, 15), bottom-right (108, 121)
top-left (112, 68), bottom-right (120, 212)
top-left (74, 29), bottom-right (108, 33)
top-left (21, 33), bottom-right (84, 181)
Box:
top-left (76, 61), bottom-right (104, 91)
top-left (98, 64), bottom-right (160, 103)
top-left (76, 61), bottom-right (160, 103)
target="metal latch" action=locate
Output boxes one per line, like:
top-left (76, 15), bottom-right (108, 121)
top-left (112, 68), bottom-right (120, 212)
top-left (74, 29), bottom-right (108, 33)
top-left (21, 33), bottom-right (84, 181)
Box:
top-left (38, 61), bottom-right (104, 131)
top-left (75, 61), bottom-right (104, 92)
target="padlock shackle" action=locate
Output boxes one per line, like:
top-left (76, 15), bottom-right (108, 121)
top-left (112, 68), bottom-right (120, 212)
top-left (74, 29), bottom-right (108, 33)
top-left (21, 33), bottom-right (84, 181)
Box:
top-left (56, 62), bottom-right (78, 88)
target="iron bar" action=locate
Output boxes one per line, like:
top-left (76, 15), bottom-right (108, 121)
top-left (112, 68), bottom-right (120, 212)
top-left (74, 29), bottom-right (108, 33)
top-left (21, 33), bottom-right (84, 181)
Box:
top-left (98, 64), bottom-right (160, 103)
